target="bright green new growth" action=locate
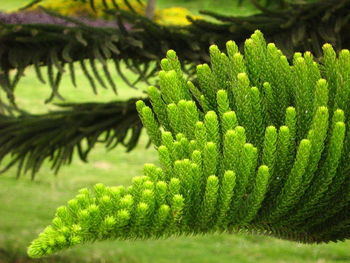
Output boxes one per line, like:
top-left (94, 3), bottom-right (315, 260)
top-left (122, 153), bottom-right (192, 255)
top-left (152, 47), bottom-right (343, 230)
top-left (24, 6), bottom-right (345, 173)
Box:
top-left (28, 30), bottom-right (350, 258)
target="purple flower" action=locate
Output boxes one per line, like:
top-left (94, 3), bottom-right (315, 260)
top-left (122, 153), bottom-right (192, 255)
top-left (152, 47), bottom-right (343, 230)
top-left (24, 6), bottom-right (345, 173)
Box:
top-left (0, 11), bottom-right (119, 27)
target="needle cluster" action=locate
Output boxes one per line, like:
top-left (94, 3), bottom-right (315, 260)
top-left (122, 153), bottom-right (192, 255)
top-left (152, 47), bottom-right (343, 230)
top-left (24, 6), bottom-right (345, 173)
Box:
top-left (28, 30), bottom-right (350, 258)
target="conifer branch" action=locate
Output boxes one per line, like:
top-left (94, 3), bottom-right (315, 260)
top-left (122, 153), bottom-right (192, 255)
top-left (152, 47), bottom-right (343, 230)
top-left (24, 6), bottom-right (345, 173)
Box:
top-left (0, 99), bottom-right (144, 178)
top-left (28, 30), bottom-right (350, 258)
top-left (1, 1), bottom-right (349, 173)
top-left (1, 0), bottom-right (350, 104)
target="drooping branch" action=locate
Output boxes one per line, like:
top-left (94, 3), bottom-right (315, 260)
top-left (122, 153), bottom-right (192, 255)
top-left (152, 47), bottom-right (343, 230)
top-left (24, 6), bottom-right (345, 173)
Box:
top-left (1, 0), bottom-right (350, 105)
top-left (0, 98), bottom-right (145, 178)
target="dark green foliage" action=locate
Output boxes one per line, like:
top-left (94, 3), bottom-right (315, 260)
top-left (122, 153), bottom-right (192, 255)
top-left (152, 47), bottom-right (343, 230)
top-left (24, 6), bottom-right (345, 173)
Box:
top-left (28, 30), bottom-right (350, 258)
top-left (1, 0), bottom-right (350, 102)
top-left (0, 99), bottom-right (144, 178)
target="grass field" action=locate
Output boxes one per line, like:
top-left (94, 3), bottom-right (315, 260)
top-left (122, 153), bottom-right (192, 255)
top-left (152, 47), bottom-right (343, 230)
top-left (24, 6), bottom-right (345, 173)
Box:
top-left (1, 1), bottom-right (350, 263)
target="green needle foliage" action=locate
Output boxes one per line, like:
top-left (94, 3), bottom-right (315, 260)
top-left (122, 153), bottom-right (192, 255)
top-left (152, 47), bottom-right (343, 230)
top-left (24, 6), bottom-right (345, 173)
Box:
top-left (2, 0), bottom-right (350, 177)
top-left (28, 30), bottom-right (350, 258)
top-left (0, 99), bottom-right (144, 178)
top-left (2, 0), bottom-right (350, 101)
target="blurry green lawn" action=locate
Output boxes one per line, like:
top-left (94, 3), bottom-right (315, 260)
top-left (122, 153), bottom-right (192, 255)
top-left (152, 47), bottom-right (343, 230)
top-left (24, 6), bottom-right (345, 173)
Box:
top-left (1, 1), bottom-right (350, 263)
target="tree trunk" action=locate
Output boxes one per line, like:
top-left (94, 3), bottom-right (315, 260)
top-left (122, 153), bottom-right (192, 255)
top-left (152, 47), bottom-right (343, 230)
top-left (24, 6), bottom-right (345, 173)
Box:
top-left (145, 0), bottom-right (156, 19)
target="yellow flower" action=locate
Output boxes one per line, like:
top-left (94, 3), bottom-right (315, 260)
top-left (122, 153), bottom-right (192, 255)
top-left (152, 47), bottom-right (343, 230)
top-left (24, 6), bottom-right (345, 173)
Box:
top-left (24, 0), bottom-right (201, 26)
top-left (155, 7), bottom-right (201, 26)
